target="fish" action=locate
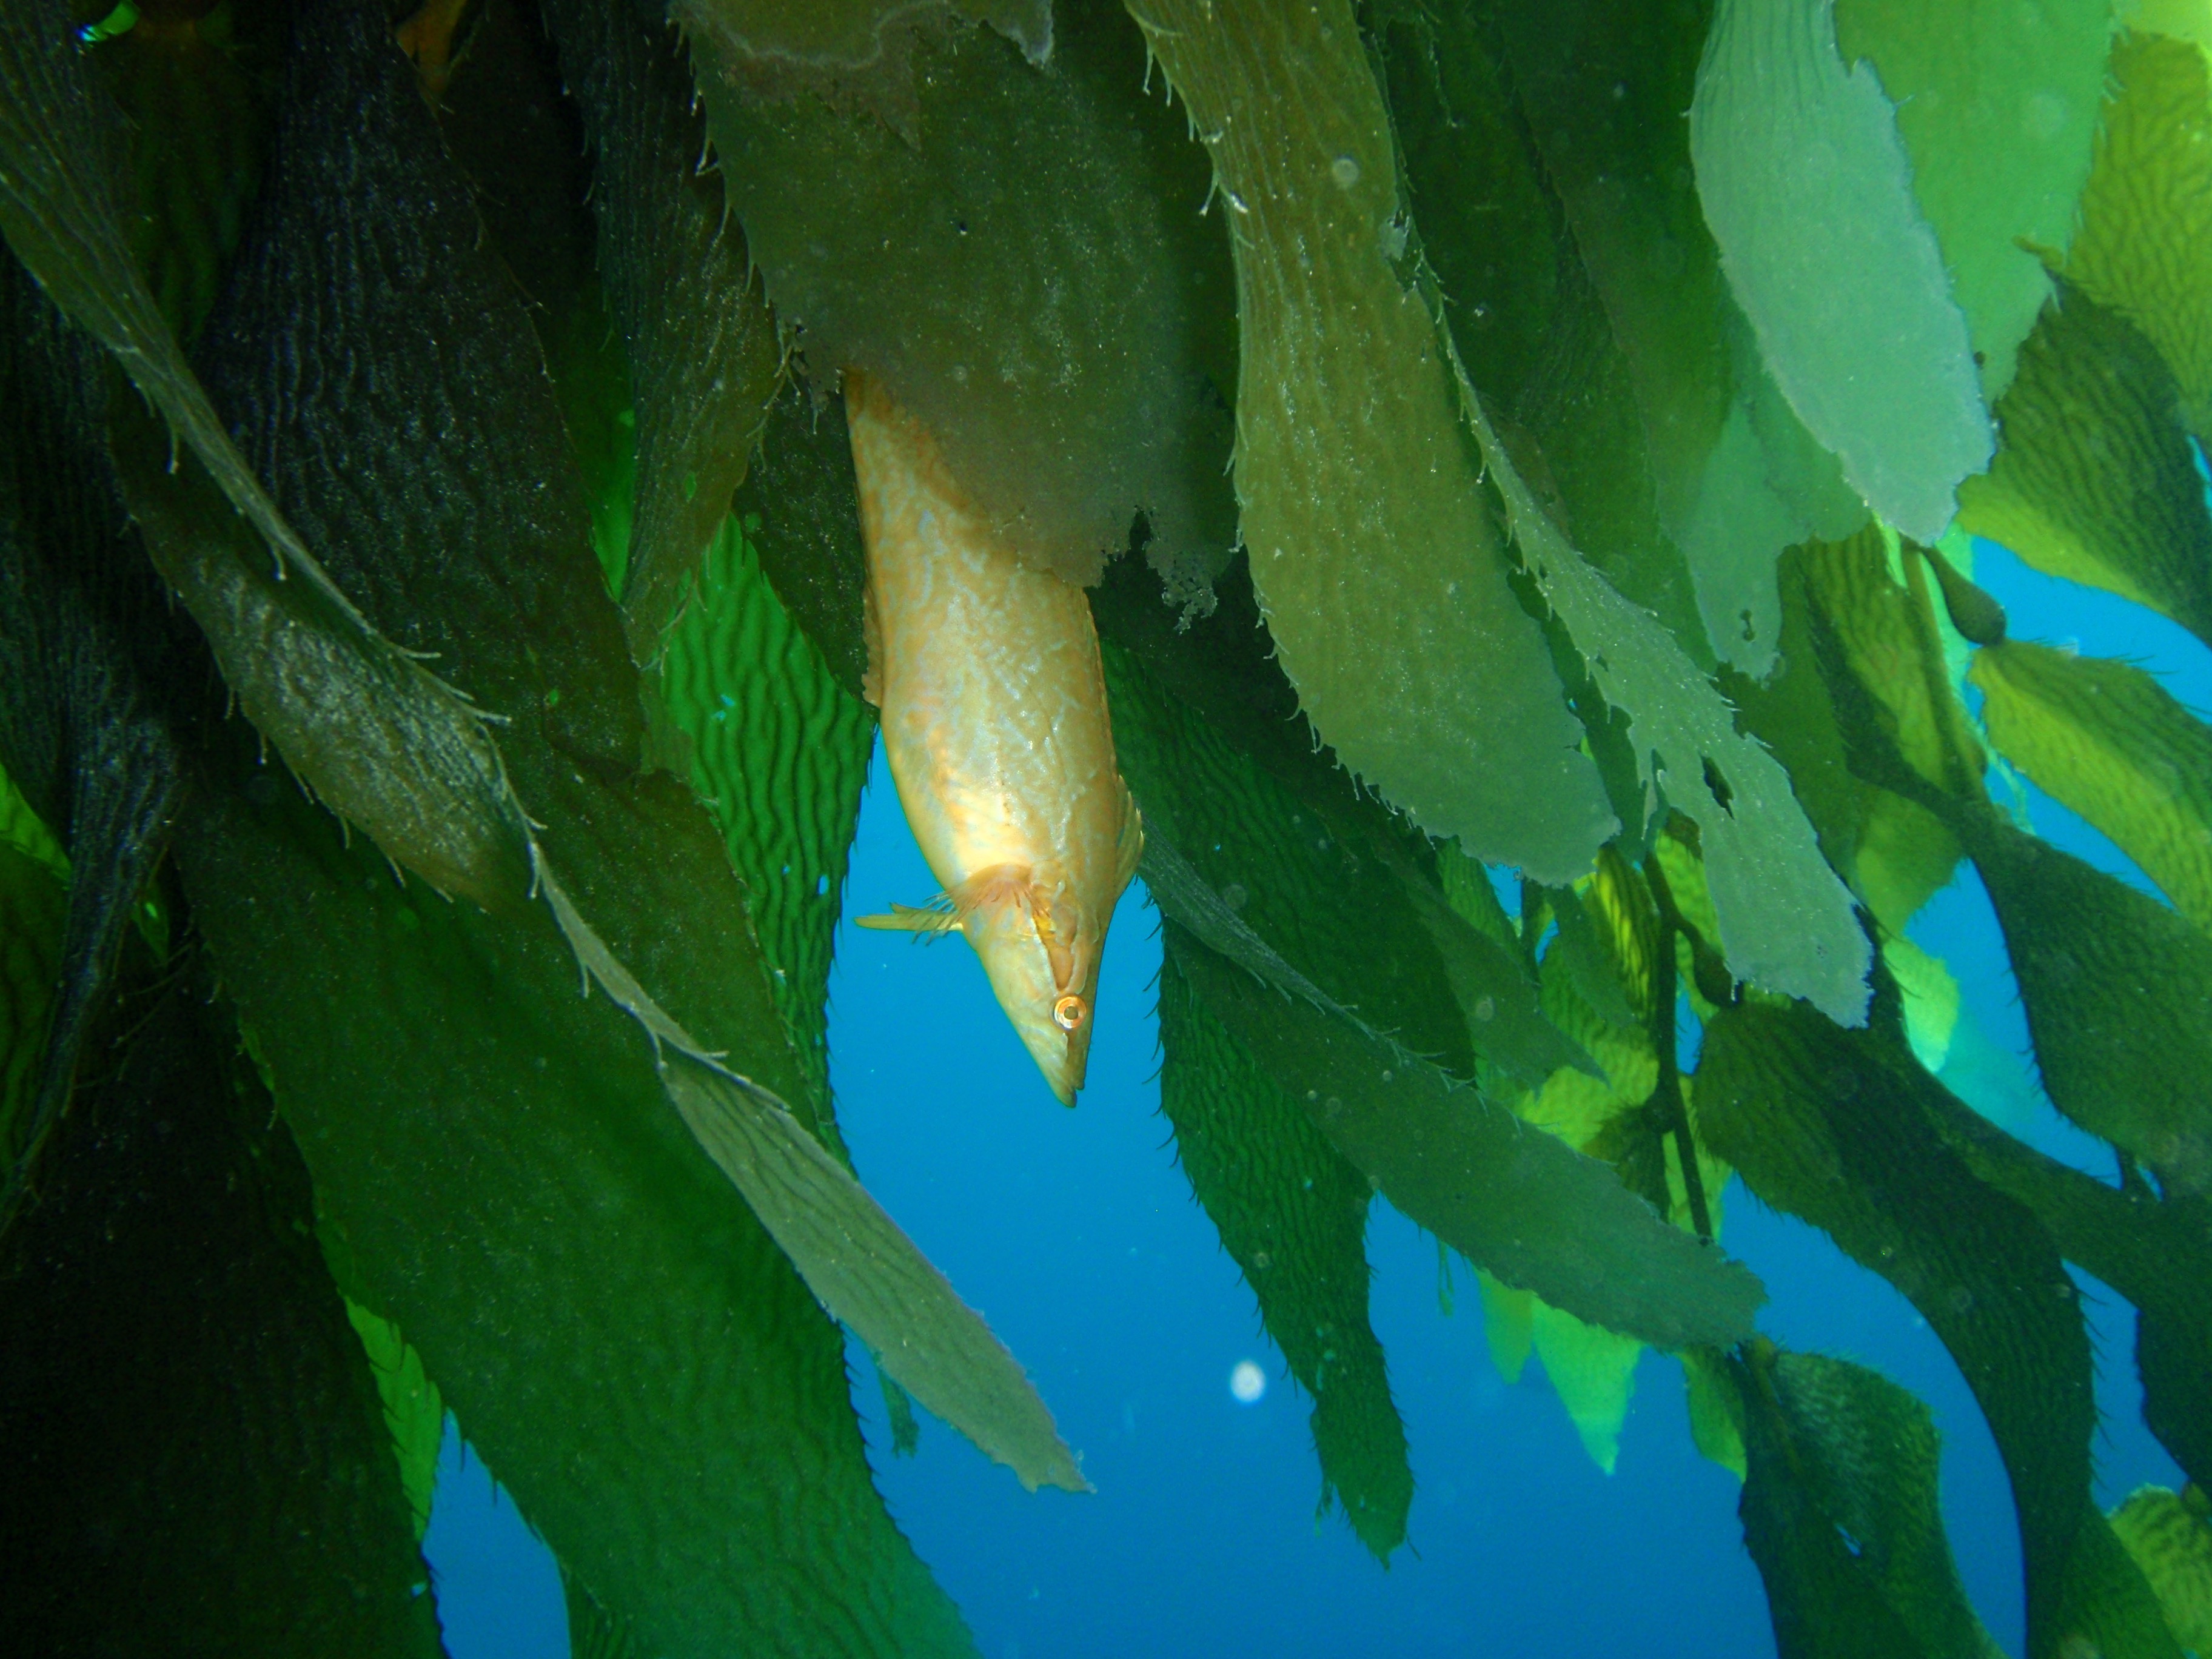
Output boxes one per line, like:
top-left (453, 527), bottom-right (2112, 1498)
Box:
top-left (845, 370), bottom-right (1143, 1105)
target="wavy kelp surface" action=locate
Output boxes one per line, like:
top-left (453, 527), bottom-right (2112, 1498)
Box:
top-left (0, 0), bottom-right (2208, 1654)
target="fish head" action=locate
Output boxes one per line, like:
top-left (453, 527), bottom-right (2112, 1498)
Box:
top-left (960, 867), bottom-right (1112, 1105)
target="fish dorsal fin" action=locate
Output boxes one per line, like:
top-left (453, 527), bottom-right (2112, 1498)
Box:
top-left (855, 900), bottom-right (964, 935)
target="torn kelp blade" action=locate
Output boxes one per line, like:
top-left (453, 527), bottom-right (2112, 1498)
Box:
top-left (1456, 367), bottom-right (1872, 1027)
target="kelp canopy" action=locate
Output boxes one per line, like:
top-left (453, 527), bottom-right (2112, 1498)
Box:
top-left (0, 0), bottom-right (2207, 1651)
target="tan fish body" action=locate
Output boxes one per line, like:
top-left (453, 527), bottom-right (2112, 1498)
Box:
top-left (846, 372), bottom-right (1142, 1104)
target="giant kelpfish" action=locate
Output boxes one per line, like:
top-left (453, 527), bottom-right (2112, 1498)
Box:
top-left (846, 371), bottom-right (1145, 1105)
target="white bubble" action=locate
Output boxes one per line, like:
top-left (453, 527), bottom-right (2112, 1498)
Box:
top-left (1229, 1359), bottom-right (1267, 1404)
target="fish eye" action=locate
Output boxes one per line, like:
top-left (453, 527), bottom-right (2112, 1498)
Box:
top-left (1052, 994), bottom-right (1087, 1032)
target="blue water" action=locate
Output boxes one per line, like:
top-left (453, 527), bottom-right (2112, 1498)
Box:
top-left (420, 542), bottom-right (2196, 1657)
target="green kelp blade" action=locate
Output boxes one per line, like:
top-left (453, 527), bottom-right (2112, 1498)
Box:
top-left (2110, 1487), bottom-right (2212, 1654)
top-left (2066, 29), bottom-right (2212, 436)
top-left (1964, 812), bottom-right (2212, 1197)
top-left (734, 380), bottom-right (874, 703)
top-left (663, 519), bottom-right (877, 1142)
top-left (1698, 996), bottom-right (2180, 1659)
top-left (1691, 0), bottom-right (1993, 541)
top-left (344, 1300), bottom-right (444, 1544)
top-left (689, 1), bottom-right (1235, 590)
top-left (0, 0), bottom-right (528, 910)
top-left (1972, 639), bottom-right (2212, 932)
top-left (1157, 944), bottom-right (1410, 1557)
top-left (1731, 1343), bottom-right (2005, 1659)
top-left (109, 413), bottom-right (532, 910)
top-left (538, 0), bottom-right (783, 657)
top-left (1913, 1076), bottom-right (2212, 1489)
top-left (659, 1056), bottom-right (1085, 1494)
top-left (0, 962), bottom-right (445, 1658)
top-left (1124, 0), bottom-right (1615, 885)
top-left (1450, 359), bottom-right (1871, 1025)
top-left (0, 837), bottom-right (62, 1168)
top-left (0, 277), bottom-right (184, 1215)
top-left (1959, 283), bottom-right (2212, 652)
top-left (1104, 631), bottom-right (1519, 1085)
top-left (170, 0), bottom-right (1061, 1628)
top-left (1380, 0), bottom-right (1719, 669)
top-left (183, 782), bottom-right (977, 1658)
top-left (1829, 0), bottom-right (2110, 404)
top-left (1154, 863), bottom-right (1763, 1350)
top-left (1480, 0), bottom-right (1866, 681)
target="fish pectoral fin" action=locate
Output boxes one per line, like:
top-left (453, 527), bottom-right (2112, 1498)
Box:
top-left (855, 902), bottom-right (965, 935)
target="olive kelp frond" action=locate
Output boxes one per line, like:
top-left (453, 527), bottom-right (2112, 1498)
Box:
top-left (1, 0), bottom-right (2208, 1654)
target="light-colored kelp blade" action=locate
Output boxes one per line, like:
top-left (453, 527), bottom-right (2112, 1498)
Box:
top-left (2065, 29), bottom-right (2212, 435)
top-left (1453, 370), bottom-right (1871, 1024)
top-left (1124, 0), bottom-right (1615, 884)
top-left (1476, 0), bottom-right (1866, 680)
top-left (657, 1054), bottom-right (1085, 1494)
top-left (1731, 1344), bottom-right (2007, 1659)
top-left (1972, 639), bottom-right (2212, 932)
top-left (2109, 1487), bottom-right (2212, 1654)
top-left (1831, 0), bottom-right (2112, 403)
top-left (1691, 0), bottom-right (1993, 540)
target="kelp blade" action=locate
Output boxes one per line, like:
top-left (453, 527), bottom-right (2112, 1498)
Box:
top-left (1162, 905), bottom-right (1763, 1352)
top-left (1124, 0), bottom-right (1616, 884)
